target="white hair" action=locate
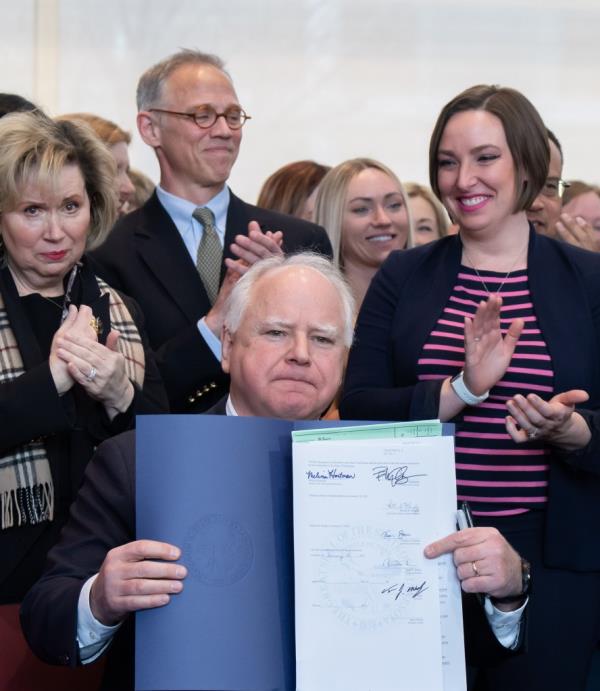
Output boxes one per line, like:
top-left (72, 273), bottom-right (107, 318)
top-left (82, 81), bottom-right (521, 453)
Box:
top-left (223, 252), bottom-right (355, 347)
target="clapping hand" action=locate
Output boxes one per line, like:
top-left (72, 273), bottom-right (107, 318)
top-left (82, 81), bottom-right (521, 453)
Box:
top-left (225, 220), bottom-right (284, 276)
top-left (555, 213), bottom-right (600, 253)
top-left (463, 295), bottom-right (524, 396)
top-left (506, 389), bottom-right (591, 452)
top-left (54, 305), bottom-right (135, 419)
top-left (49, 305), bottom-right (97, 395)
top-left (205, 221), bottom-right (284, 337)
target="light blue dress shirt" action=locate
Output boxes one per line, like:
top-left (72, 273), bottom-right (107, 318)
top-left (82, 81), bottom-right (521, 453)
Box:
top-left (154, 185), bottom-right (231, 359)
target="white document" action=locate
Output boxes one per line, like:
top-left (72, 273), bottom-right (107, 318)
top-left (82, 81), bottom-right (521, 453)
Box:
top-left (293, 430), bottom-right (466, 691)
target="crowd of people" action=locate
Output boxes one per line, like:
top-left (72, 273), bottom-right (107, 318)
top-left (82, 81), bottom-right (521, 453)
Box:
top-left (1, 47), bottom-right (599, 691)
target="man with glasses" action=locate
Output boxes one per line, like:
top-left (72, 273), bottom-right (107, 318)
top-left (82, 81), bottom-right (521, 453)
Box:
top-left (528, 129), bottom-right (599, 253)
top-left (527, 129), bottom-right (570, 239)
top-left (90, 50), bottom-right (332, 412)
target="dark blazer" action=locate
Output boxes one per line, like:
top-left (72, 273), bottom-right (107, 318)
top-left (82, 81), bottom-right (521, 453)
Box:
top-left (340, 228), bottom-right (600, 570)
top-left (0, 263), bottom-right (168, 604)
top-left (90, 190), bottom-right (333, 413)
top-left (21, 429), bottom-right (515, 691)
top-left (206, 395), bottom-right (227, 415)
top-left (21, 432), bottom-right (136, 691)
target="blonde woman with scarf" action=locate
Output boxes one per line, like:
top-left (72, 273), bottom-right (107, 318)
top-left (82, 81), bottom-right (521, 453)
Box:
top-left (0, 112), bottom-right (168, 606)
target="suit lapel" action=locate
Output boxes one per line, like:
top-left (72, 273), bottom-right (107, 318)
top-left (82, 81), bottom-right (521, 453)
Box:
top-left (528, 229), bottom-right (600, 403)
top-left (223, 192), bottom-right (251, 282)
top-left (136, 193), bottom-right (212, 320)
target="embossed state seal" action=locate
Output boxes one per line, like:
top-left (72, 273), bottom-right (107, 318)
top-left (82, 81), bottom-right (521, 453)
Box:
top-left (183, 514), bottom-right (254, 586)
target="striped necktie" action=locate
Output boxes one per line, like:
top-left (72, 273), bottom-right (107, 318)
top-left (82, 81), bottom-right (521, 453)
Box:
top-left (192, 206), bottom-right (223, 305)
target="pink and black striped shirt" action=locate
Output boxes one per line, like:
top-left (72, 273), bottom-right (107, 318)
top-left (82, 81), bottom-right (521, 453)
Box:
top-left (416, 266), bottom-right (554, 517)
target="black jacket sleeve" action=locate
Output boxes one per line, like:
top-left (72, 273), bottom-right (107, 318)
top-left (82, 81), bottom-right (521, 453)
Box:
top-left (20, 432), bottom-right (135, 668)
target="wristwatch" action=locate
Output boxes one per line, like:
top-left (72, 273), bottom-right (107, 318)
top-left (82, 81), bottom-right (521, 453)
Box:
top-left (450, 370), bottom-right (489, 406)
top-left (490, 558), bottom-right (531, 604)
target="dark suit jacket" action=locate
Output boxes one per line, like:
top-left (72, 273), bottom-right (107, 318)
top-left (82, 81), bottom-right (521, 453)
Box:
top-left (90, 190), bottom-right (333, 413)
top-left (206, 395), bottom-right (227, 415)
top-left (21, 429), bottom-right (516, 691)
top-left (340, 228), bottom-right (600, 570)
top-left (21, 431), bottom-right (137, 691)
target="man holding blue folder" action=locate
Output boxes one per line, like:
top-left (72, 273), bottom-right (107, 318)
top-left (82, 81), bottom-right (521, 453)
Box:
top-left (21, 254), bottom-right (528, 690)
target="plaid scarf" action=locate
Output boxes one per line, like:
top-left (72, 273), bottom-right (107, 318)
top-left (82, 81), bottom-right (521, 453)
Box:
top-left (0, 277), bottom-right (145, 530)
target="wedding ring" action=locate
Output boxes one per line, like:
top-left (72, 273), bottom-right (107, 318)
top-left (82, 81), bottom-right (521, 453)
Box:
top-left (471, 561), bottom-right (480, 577)
top-left (85, 367), bottom-right (97, 382)
top-left (89, 316), bottom-right (102, 336)
top-left (527, 427), bottom-right (539, 440)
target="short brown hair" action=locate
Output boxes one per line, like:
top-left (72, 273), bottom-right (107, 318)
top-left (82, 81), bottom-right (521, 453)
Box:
top-left (0, 111), bottom-right (117, 252)
top-left (257, 160), bottom-right (330, 218)
top-left (59, 112), bottom-right (131, 146)
top-left (429, 85), bottom-right (549, 212)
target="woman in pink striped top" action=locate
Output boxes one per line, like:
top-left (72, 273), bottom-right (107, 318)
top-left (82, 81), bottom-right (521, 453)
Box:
top-left (341, 85), bottom-right (600, 690)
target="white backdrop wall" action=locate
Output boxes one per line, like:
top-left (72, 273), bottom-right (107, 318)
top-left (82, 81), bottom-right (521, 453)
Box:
top-left (1, 0), bottom-right (599, 203)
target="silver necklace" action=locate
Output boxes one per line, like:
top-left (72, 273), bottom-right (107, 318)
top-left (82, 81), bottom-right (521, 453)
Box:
top-left (41, 294), bottom-right (64, 310)
top-left (462, 245), bottom-right (527, 296)
top-left (16, 262), bottom-right (81, 322)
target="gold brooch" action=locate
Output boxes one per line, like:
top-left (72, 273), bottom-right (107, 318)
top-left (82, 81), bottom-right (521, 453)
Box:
top-left (89, 316), bottom-right (102, 336)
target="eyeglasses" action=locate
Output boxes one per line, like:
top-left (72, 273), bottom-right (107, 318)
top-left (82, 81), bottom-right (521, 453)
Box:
top-left (149, 105), bottom-right (251, 130)
top-left (541, 177), bottom-right (570, 199)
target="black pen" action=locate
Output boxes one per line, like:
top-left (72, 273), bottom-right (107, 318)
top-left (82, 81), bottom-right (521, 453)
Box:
top-left (461, 501), bottom-right (475, 529)
top-left (455, 501), bottom-right (483, 605)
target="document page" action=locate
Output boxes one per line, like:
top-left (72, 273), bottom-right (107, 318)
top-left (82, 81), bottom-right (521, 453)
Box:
top-left (292, 424), bottom-right (465, 691)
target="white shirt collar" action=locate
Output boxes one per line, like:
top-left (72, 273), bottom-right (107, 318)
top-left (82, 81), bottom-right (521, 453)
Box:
top-left (225, 395), bottom-right (239, 417)
top-left (155, 184), bottom-right (230, 241)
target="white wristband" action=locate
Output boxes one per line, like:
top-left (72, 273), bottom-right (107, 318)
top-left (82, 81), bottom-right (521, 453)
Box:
top-left (451, 371), bottom-right (489, 405)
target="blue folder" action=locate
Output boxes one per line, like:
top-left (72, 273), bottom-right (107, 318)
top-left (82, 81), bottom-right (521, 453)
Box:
top-left (135, 415), bottom-right (295, 691)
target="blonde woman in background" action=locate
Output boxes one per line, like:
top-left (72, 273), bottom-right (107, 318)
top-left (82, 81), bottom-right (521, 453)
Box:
top-left (314, 158), bottom-right (414, 310)
top-left (404, 182), bottom-right (451, 245)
